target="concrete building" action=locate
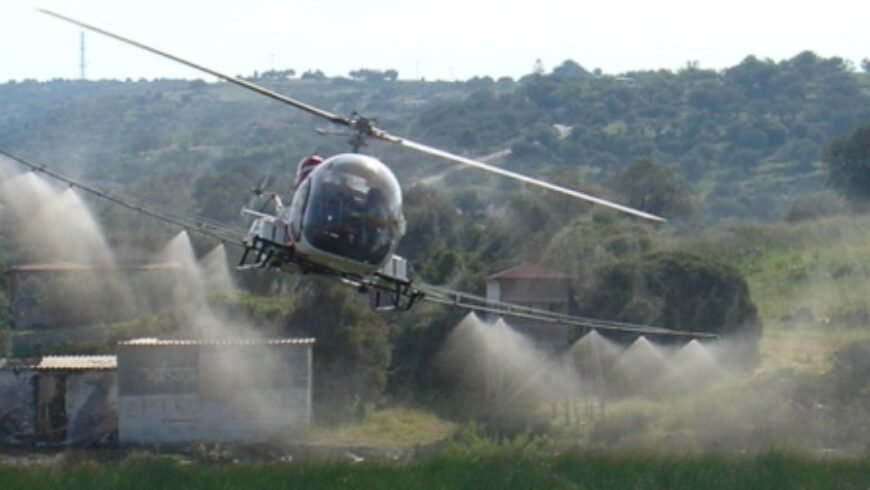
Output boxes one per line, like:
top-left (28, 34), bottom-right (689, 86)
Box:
top-left (486, 262), bottom-right (571, 349)
top-left (0, 355), bottom-right (117, 445)
top-left (117, 338), bottom-right (314, 445)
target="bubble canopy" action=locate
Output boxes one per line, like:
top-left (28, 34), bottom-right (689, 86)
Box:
top-left (301, 154), bottom-right (405, 267)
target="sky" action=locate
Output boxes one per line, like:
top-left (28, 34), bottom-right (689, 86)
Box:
top-left (2, 0), bottom-right (869, 82)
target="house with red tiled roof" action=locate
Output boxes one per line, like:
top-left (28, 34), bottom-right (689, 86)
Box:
top-left (485, 262), bottom-right (571, 348)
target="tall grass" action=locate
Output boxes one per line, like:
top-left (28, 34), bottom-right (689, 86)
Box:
top-left (2, 452), bottom-right (869, 490)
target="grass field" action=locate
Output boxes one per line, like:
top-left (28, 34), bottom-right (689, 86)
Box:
top-left (310, 406), bottom-right (457, 448)
top-left (2, 451), bottom-right (869, 490)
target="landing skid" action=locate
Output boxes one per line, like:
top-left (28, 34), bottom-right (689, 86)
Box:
top-left (237, 235), bottom-right (424, 311)
top-left (369, 273), bottom-right (423, 311)
top-left (237, 235), bottom-right (327, 275)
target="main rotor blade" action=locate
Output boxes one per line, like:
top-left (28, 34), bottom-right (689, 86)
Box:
top-left (37, 9), bottom-right (350, 127)
top-left (395, 137), bottom-right (666, 222)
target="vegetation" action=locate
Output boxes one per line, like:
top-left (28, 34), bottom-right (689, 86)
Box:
top-left (2, 51), bottom-right (870, 442)
top-left (583, 252), bottom-right (761, 336)
top-left (2, 451), bottom-right (870, 490)
top-left (289, 282), bottom-right (392, 423)
top-left (3, 52), bottom-right (868, 224)
top-left (822, 123), bottom-right (870, 205)
top-left (610, 158), bottom-right (696, 220)
top-left (311, 406), bottom-right (457, 447)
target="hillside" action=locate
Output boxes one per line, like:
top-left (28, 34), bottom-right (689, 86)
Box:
top-left (1, 52), bottom-right (868, 228)
top-left (677, 216), bottom-right (870, 373)
top-left (2, 52), bottom-right (870, 354)
top-left (2, 53), bottom-right (870, 446)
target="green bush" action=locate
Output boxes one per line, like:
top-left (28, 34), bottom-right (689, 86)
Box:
top-left (583, 251), bottom-right (762, 364)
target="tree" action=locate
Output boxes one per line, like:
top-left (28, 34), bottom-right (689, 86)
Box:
top-left (348, 68), bottom-right (399, 83)
top-left (686, 80), bottom-right (735, 112)
top-left (518, 76), bottom-right (562, 110)
top-left (285, 280), bottom-right (392, 423)
top-left (583, 251), bottom-right (762, 364)
top-left (723, 55), bottom-right (779, 97)
top-left (822, 123), bottom-right (870, 203)
top-left (861, 59), bottom-right (870, 74)
top-left (193, 166), bottom-right (256, 223)
top-left (465, 76), bottom-right (495, 90)
top-left (300, 69), bottom-right (326, 80)
top-left (610, 158), bottom-right (696, 220)
top-left (552, 60), bottom-right (592, 80)
top-left (543, 215), bottom-right (655, 291)
top-left (260, 68), bottom-right (296, 80)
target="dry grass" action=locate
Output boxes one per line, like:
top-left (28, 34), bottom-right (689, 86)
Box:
top-left (759, 325), bottom-right (870, 374)
top-left (310, 406), bottom-right (457, 448)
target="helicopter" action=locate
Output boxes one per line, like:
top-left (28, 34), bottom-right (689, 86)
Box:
top-left (0, 10), bottom-right (712, 339)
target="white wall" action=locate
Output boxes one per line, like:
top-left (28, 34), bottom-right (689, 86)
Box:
top-left (118, 344), bottom-right (312, 445)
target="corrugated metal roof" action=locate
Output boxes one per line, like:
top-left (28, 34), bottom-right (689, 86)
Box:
top-left (487, 262), bottom-right (569, 280)
top-left (0, 358), bottom-right (38, 370)
top-left (0, 356), bottom-right (117, 371)
top-left (37, 355), bottom-right (117, 371)
top-left (118, 338), bottom-right (316, 347)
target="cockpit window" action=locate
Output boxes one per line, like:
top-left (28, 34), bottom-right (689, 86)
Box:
top-left (302, 155), bottom-right (404, 266)
top-left (320, 171), bottom-right (370, 195)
